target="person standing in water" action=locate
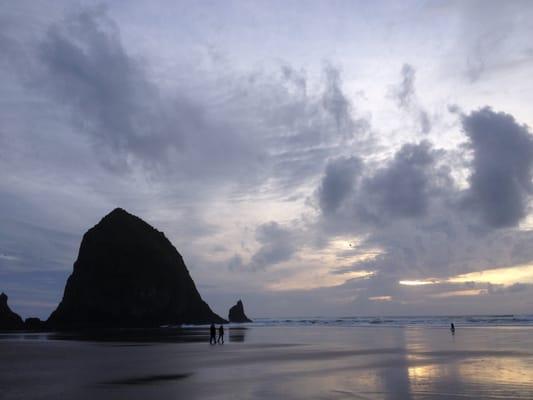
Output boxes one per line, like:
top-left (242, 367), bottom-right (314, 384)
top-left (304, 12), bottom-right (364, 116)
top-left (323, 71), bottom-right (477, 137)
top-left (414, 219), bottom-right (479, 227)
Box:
top-left (209, 323), bottom-right (217, 344)
top-left (450, 323), bottom-right (455, 333)
top-left (218, 324), bottom-right (225, 344)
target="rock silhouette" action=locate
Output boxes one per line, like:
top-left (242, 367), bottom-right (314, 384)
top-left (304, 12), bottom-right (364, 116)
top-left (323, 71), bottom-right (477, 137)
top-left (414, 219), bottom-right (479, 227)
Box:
top-left (0, 292), bottom-right (24, 330)
top-left (24, 317), bottom-right (45, 330)
top-left (47, 208), bottom-right (226, 328)
top-left (228, 299), bottom-right (252, 323)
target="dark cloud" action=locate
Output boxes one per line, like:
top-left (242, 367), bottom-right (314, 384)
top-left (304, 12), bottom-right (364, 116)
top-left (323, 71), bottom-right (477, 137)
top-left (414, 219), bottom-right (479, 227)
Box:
top-left (318, 156), bottom-right (362, 215)
top-left (390, 64), bottom-right (432, 134)
top-left (360, 141), bottom-right (444, 220)
top-left (461, 107), bottom-right (533, 228)
top-left (317, 141), bottom-right (453, 232)
top-left (321, 65), bottom-right (368, 137)
top-left (487, 282), bottom-right (531, 295)
top-left (37, 7), bottom-right (215, 173)
top-left (249, 222), bottom-right (296, 270)
top-left (393, 64), bottom-right (416, 108)
top-left (227, 254), bottom-right (244, 271)
top-left (419, 110), bottom-right (431, 135)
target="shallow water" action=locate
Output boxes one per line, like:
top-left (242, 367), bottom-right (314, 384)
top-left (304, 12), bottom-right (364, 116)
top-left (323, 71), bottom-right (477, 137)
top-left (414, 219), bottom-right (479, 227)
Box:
top-left (1, 326), bottom-right (533, 399)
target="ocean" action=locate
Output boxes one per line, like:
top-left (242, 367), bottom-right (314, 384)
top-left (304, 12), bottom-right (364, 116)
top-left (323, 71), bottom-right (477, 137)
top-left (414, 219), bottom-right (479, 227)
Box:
top-left (246, 314), bottom-right (533, 328)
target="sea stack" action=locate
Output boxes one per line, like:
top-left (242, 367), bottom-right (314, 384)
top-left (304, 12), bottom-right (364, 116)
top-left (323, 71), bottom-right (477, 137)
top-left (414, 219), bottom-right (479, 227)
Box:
top-left (228, 299), bottom-right (252, 323)
top-left (24, 317), bottom-right (45, 330)
top-left (0, 292), bottom-right (24, 330)
top-left (47, 208), bottom-right (226, 328)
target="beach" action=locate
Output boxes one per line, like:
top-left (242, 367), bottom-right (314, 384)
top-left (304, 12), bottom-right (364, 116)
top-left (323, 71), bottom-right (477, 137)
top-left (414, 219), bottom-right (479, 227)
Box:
top-left (1, 325), bottom-right (533, 399)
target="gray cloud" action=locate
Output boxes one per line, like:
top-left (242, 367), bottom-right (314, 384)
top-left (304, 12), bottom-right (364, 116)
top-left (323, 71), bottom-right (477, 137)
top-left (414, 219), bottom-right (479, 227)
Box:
top-left (249, 222), bottom-right (297, 270)
top-left (461, 107), bottom-right (533, 228)
top-left (390, 64), bottom-right (432, 135)
top-left (393, 64), bottom-right (416, 108)
top-left (317, 141), bottom-right (453, 232)
top-left (322, 65), bottom-right (368, 138)
top-left (360, 141), bottom-right (446, 221)
top-left (36, 7), bottom-right (253, 176)
top-left (459, 1), bottom-right (518, 82)
top-left (318, 156), bottom-right (362, 215)
top-left (39, 7), bottom-right (166, 171)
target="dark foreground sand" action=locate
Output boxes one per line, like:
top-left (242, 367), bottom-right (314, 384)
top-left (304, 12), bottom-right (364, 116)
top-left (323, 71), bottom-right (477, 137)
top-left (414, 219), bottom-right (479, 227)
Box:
top-left (1, 325), bottom-right (533, 399)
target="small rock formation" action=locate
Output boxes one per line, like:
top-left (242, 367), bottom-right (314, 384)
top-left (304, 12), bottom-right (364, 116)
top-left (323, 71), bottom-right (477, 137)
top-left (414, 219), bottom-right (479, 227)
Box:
top-left (24, 317), bottom-right (45, 331)
top-left (0, 292), bottom-right (24, 330)
top-left (47, 208), bottom-right (226, 328)
top-left (228, 299), bottom-right (252, 323)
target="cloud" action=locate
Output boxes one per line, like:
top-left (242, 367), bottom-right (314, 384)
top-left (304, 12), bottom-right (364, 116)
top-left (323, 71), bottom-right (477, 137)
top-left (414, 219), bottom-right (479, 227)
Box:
top-left (316, 140), bottom-right (454, 236)
top-left (458, 1), bottom-right (519, 82)
top-left (322, 65), bottom-right (368, 138)
top-left (38, 6), bottom-right (165, 171)
top-left (390, 63), bottom-right (432, 134)
top-left (249, 222), bottom-right (297, 270)
top-left (359, 141), bottom-right (447, 220)
top-left (461, 107), bottom-right (533, 228)
top-left (393, 64), bottom-right (416, 109)
top-left (227, 254), bottom-right (244, 271)
top-left (318, 156), bottom-right (362, 215)
top-left (487, 282), bottom-right (530, 295)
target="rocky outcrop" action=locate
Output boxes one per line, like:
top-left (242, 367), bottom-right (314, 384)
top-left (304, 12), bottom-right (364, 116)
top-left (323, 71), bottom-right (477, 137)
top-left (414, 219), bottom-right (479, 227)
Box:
top-left (228, 299), bottom-right (252, 323)
top-left (0, 293), bottom-right (24, 330)
top-left (24, 317), bottom-right (45, 330)
top-left (47, 208), bottom-right (226, 328)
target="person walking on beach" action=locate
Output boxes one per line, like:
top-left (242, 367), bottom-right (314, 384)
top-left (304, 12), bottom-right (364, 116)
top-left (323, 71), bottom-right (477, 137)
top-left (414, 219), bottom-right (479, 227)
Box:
top-left (217, 324), bottom-right (225, 344)
top-left (210, 323), bottom-right (217, 344)
top-left (450, 323), bottom-right (455, 333)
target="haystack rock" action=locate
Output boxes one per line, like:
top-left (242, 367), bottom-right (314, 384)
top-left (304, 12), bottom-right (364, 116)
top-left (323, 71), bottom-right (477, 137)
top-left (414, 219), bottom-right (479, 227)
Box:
top-left (47, 208), bottom-right (226, 328)
top-left (0, 292), bottom-right (24, 330)
top-left (228, 299), bottom-right (252, 323)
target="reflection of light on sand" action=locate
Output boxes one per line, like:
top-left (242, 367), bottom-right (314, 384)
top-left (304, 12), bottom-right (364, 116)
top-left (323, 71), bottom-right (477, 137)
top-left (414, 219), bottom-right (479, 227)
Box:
top-left (407, 363), bottom-right (443, 381)
top-left (405, 355), bottom-right (533, 397)
top-left (457, 357), bottom-right (533, 385)
top-left (269, 349), bottom-right (385, 398)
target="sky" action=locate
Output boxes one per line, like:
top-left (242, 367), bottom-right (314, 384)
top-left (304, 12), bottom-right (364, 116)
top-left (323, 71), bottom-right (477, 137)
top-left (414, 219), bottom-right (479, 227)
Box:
top-left (2, 0), bottom-right (533, 319)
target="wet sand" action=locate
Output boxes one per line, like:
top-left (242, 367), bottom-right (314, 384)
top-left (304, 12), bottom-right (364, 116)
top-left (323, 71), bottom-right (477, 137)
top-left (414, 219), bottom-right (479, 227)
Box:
top-left (1, 325), bottom-right (533, 399)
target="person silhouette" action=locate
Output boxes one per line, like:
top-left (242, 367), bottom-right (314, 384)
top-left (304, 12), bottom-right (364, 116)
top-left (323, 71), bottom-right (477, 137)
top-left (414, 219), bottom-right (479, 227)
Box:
top-left (217, 324), bottom-right (224, 344)
top-left (450, 323), bottom-right (455, 334)
top-left (209, 323), bottom-right (217, 344)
